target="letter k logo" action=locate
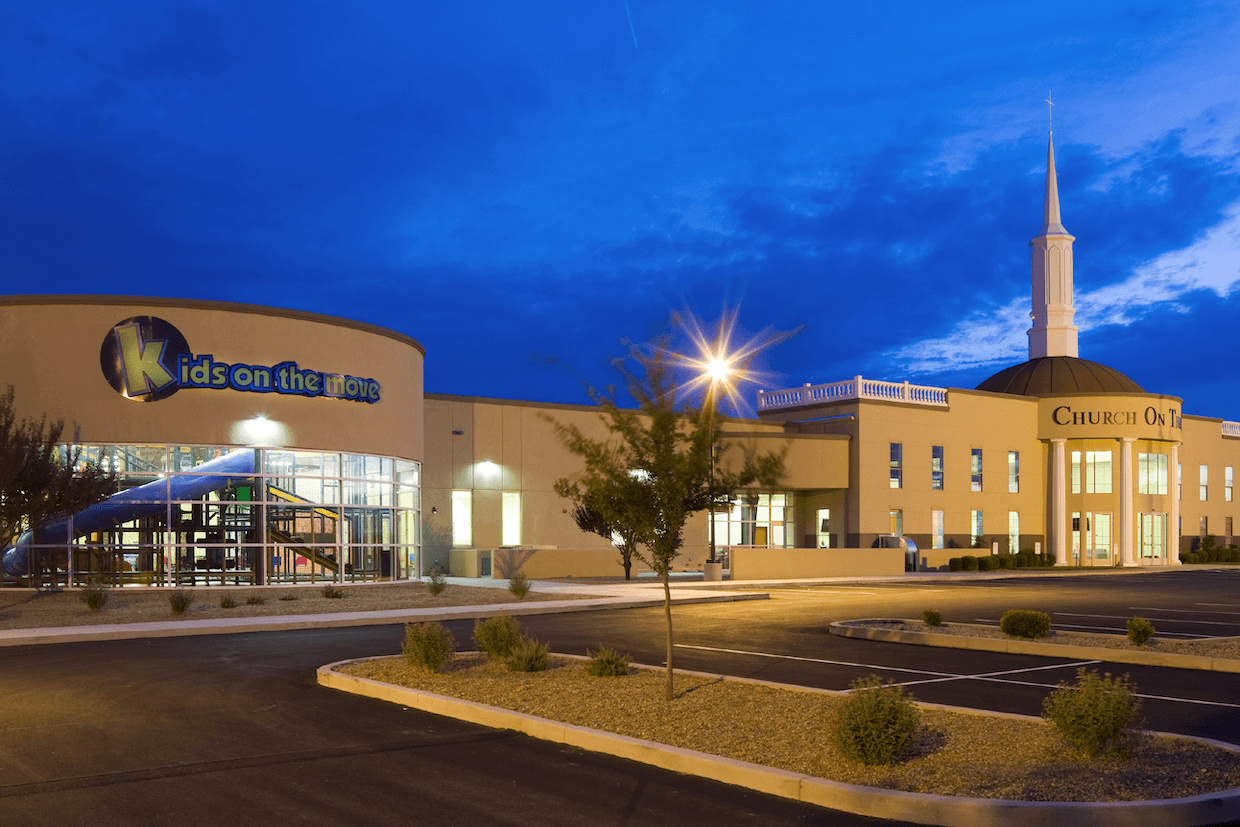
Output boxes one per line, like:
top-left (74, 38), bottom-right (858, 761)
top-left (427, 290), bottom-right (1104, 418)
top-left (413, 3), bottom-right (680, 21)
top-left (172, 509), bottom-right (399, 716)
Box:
top-left (114, 323), bottom-right (176, 397)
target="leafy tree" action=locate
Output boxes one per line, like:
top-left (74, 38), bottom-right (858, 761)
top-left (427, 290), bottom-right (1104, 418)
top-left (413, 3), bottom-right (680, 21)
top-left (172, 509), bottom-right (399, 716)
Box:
top-left (0, 386), bottom-right (115, 583)
top-left (547, 342), bottom-right (784, 700)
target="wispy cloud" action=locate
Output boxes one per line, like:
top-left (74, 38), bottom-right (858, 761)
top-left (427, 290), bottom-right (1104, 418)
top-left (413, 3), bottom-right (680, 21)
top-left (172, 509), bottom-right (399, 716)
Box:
top-left (887, 200), bottom-right (1240, 375)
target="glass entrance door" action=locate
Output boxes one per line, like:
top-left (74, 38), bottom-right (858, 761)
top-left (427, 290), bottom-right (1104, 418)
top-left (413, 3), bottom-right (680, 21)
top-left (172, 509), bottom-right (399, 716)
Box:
top-left (1140, 513), bottom-right (1167, 560)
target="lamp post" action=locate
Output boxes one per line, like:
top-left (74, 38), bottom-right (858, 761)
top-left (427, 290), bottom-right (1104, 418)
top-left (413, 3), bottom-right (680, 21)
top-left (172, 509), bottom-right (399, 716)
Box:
top-left (706, 358), bottom-right (730, 567)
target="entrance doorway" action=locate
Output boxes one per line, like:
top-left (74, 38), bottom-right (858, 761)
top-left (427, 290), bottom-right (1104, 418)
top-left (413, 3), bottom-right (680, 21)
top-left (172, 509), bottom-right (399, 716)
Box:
top-left (1140, 513), bottom-right (1167, 560)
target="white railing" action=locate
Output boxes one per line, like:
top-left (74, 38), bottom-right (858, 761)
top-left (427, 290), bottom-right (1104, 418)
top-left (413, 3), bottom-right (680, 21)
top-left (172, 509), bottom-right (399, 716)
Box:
top-left (757, 375), bottom-right (948, 411)
top-left (1223, 421), bottom-right (1240, 438)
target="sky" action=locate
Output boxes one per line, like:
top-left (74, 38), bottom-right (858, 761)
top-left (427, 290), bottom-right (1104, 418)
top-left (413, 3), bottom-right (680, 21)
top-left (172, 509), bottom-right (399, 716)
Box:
top-left (3, 2), bottom-right (1240, 417)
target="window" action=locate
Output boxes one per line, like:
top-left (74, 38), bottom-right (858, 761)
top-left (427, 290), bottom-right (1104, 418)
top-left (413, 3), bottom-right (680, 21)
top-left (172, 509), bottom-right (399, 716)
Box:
top-left (816, 508), bottom-right (831, 548)
top-left (1201, 464), bottom-right (1209, 501)
top-left (1138, 454), bottom-right (1168, 495)
top-left (1201, 516), bottom-right (1209, 536)
top-left (1227, 467), bottom-right (1234, 503)
top-left (451, 490), bottom-right (472, 547)
top-left (889, 443), bottom-right (902, 489)
top-left (1008, 451), bottom-right (1019, 493)
top-left (890, 509), bottom-right (903, 536)
top-left (1140, 513), bottom-right (1166, 559)
top-left (970, 509), bottom-right (984, 547)
top-left (971, 449), bottom-right (983, 492)
top-left (1084, 451), bottom-right (1113, 494)
top-left (932, 509), bottom-right (944, 549)
top-left (931, 446), bottom-right (944, 490)
top-left (1228, 516), bottom-right (1234, 541)
top-left (501, 492), bottom-right (521, 546)
top-left (1178, 462), bottom-right (1182, 500)
top-left (715, 493), bottom-right (795, 547)
top-left (1008, 511), bottom-right (1019, 553)
top-left (1072, 451), bottom-right (1081, 494)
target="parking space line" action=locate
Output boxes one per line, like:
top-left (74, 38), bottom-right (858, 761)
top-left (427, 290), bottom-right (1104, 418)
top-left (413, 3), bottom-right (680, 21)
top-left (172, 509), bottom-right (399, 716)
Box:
top-left (896, 660), bottom-right (1099, 688)
top-left (1057, 612), bottom-right (1240, 628)
top-left (1130, 606), bottom-right (1240, 617)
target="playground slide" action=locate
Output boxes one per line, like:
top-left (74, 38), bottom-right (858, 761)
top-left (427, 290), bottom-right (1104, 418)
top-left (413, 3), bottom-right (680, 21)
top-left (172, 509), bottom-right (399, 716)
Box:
top-left (2, 449), bottom-right (256, 578)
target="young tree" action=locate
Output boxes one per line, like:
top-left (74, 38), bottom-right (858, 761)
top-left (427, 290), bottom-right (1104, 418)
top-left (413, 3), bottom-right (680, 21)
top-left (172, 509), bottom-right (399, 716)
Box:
top-left (547, 343), bottom-right (784, 700)
top-left (0, 386), bottom-right (115, 583)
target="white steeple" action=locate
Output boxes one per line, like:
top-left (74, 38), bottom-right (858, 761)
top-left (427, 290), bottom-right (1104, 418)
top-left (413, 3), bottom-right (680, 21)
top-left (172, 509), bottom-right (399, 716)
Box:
top-left (1028, 131), bottom-right (1078, 359)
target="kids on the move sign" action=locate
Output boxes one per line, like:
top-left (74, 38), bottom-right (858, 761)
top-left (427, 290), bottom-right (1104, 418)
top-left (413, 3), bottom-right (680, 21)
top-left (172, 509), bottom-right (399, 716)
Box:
top-left (100, 316), bottom-right (381, 404)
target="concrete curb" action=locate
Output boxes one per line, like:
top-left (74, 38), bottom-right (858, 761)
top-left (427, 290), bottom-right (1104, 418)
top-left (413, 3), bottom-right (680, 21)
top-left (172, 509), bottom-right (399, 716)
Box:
top-left (0, 591), bottom-right (767, 648)
top-left (830, 619), bottom-right (1240, 673)
top-left (318, 655), bottom-right (1240, 827)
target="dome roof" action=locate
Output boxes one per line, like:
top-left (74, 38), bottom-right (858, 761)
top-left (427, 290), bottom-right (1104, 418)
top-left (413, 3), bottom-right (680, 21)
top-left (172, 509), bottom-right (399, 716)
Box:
top-left (976, 356), bottom-right (1144, 396)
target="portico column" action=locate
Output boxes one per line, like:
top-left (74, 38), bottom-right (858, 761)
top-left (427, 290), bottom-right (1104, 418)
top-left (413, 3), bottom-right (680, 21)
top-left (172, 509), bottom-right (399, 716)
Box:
top-left (1170, 442), bottom-right (1181, 566)
top-left (1051, 438), bottom-right (1067, 566)
top-left (1120, 437), bottom-right (1135, 567)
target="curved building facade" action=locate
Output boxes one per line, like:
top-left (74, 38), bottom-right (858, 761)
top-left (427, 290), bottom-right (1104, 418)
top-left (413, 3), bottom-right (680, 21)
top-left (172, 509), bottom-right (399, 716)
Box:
top-left (1, 296), bottom-right (424, 587)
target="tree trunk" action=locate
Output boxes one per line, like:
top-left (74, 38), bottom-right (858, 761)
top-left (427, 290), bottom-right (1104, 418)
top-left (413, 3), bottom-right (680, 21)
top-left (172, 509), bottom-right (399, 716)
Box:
top-left (662, 571), bottom-right (673, 701)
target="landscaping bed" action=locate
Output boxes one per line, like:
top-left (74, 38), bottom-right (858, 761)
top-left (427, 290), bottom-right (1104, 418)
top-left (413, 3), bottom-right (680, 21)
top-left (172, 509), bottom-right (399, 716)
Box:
top-left (338, 653), bottom-right (1240, 803)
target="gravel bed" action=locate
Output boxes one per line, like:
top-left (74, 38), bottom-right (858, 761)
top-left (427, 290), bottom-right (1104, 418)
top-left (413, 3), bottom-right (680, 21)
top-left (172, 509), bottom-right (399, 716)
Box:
top-left (0, 582), bottom-right (589, 630)
top-left (848, 619), bottom-right (1240, 659)
top-left (340, 654), bottom-right (1240, 802)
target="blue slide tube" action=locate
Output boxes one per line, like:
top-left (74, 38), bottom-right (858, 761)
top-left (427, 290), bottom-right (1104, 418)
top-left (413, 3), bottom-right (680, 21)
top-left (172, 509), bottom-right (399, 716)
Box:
top-left (2, 449), bottom-right (256, 578)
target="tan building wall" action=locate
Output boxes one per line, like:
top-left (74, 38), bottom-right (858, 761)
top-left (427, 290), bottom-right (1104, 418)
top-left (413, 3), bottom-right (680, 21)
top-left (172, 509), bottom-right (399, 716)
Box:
top-left (0, 296), bottom-right (424, 461)
top-left (1177, 415), bottom-right (1240, 553)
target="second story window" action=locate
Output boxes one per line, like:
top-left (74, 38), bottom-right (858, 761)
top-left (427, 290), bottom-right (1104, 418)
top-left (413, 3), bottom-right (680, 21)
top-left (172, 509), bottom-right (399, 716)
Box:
top-left (1201, 464), bottom-right (1209, 501)
top-left (1008, 450), bottom-right (1019, 493)
top-left (971, 448), bottom-right (983, 492)
top-left (890, 443), bottom-right (902, 489)
top-left (931, 446), bottom-right (944, 490)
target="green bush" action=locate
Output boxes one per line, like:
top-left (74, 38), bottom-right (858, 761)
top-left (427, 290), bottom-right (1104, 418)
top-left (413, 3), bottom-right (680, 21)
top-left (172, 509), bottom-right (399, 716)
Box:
top-left (219, 592), bottom-right (239, 609)
top-left (1231, 547), bottom-right (1240, 564)
top-left (961, 555), bottom-right (978, 571)
top-left (473, 615), bottom-right (523, 660)
top-left (505, 635), bottom-right (549, 672)
top-left (427, 568), bottom-right (447, 597)
top-left (1000, 609), bottom-right (1051, 639)
top-left (80, 580), bottom-right (108, 612)
top-left (169, 590), bottom-right (193, 615)
top-left (403, 622), bottom-right (457, 673)
top-left (508, 571), bottom-right (531, 599)
top-left (321, 584), bottom-right (344, 599)
top-left (1013, 553), bottom-right (1027, 568)
top-left (948, 557), bottom-right (961, 572)
top-left (1127, 616), bottom-right (1156, 646)
top-left (833, 675), bottom-right (920, 766)
top-left (1042, 668), bottom-right (1142, 758)
top-left (586, 645), bottom-right (631, 677)
top-left (246, 594), bottom-right (267, 605)
top-left (996, 554), bottom-right (1013, 570)
top-left (922, 609), bottom-right (942, 627)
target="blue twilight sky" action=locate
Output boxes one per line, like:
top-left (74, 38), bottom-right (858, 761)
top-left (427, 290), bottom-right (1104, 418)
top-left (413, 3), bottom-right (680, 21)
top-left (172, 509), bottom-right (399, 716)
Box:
top-left (3, 2), bottom-right (1240, 416)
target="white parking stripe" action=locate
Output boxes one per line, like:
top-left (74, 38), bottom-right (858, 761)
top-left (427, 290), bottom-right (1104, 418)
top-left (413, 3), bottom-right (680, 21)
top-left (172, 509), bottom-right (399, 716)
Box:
top-left (674, 643), bottom-right (1240, 710)
top-left (1056, 612), bottom-right (1240, 628)
top-left (1130, 606), bottom-right (1240, 617)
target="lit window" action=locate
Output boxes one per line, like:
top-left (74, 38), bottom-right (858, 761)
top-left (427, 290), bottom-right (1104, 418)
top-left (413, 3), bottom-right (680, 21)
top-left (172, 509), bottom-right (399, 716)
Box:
top-left (1178, 462), bottom-right (1182, 500)
top-left (890, 508), bottom-right (903, 536)
top-left (889, 443), bottom-right (902, 489)
top-left (931, 446), bottom-right (944, 490)
top-left (1008, 451), bottom-right (1019, 494)
top-left (1071, 451), bottom-right (1081, 494)
top-left (1008, 511), bottom-right (1019, 553)
top-left (1227, 467), bottom-right (1233, 503)
top-left (932, 509), bottom-right (944, 549)
top-left (1084, 451), bottom-right (1113, 494)
top-left (971, 449), bottom-right (983, 492)
top-left (1138, 454), bottom-right (1168, 495)
top-left (1201, 464), bottom-right (1209, 502)
top-left (1201, 516), bottom-right (1209, 536)
top-left (970, 509), bottom-right (983, 547)
top-left (501, 492), bottom-right (521, 546)
top-left (451, 490), bottom-right (472, 547)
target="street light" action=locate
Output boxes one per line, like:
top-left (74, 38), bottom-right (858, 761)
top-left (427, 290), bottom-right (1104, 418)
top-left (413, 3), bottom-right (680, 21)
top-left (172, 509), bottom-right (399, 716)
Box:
top-left (705, 356), bottom-right (733, 566)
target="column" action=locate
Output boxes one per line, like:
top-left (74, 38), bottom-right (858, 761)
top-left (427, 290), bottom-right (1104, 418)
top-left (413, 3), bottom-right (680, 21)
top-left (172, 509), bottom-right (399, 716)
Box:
top-left (1170, 442), bottom-right (1181, 566)
top-left (1051, 439), bottom-right (1067, 566)
top-left (1120, 437), bottom-right (1135, 567)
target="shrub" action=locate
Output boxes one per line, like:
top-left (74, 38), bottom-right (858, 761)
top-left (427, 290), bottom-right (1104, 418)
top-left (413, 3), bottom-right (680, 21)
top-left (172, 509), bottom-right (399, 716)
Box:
top-left (961, 555), bottom-right (978, 572)
top-left (1000, 609), bottom-right (1051, 639)
top-left (246, 594), bottom-right (267, 605)
top-left (996, 554), bottom-right (1013, 570)
top-left (1231, 547), bottom-right (1240, 564)
top-left (169, 590), bottom-right (193, 615)
top-left (321, 584), bottom-right (344, 599)
top-left (278, 593), bottom-right (298, 601)
top-left (427, 568), bottom-right (447, 597)
top-left (833, 674), bottom-right (920, 766)
top-left (403, 622), bottom-right (456, 672)
top-left (473, 615), bottom-right (523, 660)
top-left (976, 556), bottom-right (995, 572)
top-left (1127, 616), bottom-right (1156, 647)
top-left (80, 580), bottom-right (108, 612)
top-left (922, 609), bottom-right (942, 627)
top-left (505, 635), bottom-right (549, 672)
top-left (1013, 553), bottom-right (1027, 569)
top-left (587, 645), bottom-right (631, 677)
top-left (948, 557), bottom-right (961, 572)
top-left (1042, 669), bottom-right (1142, 758)
top-left (508, 571), bottom-right (531, 599)
top-left (219, 592), bottom-right (239, 609)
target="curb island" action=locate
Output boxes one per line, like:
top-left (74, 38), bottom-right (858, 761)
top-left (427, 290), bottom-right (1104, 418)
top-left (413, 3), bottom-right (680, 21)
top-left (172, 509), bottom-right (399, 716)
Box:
top-left (318, 654), bottom-right (1240, 827)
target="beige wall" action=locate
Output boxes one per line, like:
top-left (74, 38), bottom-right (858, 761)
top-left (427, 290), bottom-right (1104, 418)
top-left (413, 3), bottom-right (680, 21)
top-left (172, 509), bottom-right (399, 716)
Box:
top-left (0, 296), bottom-right (424, 461)
top-left (729, 547), bottom-right (903, 580)
top-left (1177, 415), bottom-right (1240, 551)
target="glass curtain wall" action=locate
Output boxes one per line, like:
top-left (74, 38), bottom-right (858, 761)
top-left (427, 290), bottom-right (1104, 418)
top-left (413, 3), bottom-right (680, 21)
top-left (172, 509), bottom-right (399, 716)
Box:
top-left (14, 444), bottom-right (420, 588)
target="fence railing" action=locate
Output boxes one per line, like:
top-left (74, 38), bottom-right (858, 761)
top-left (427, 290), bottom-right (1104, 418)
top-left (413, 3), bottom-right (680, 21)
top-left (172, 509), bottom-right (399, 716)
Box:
top-left (1223, 421), bottom-right (1240, 438)
top-left (757, 375), bottom-right (949, 411)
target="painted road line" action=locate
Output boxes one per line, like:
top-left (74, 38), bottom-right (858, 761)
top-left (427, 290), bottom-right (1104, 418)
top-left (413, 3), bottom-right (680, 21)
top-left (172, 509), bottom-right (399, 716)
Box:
top-left (895, 660), bottom-right (1100, 688)
top-left (674, 643), bottom-right (961, 677)
top-left (1130, 606), bottom-right (1240, 616)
